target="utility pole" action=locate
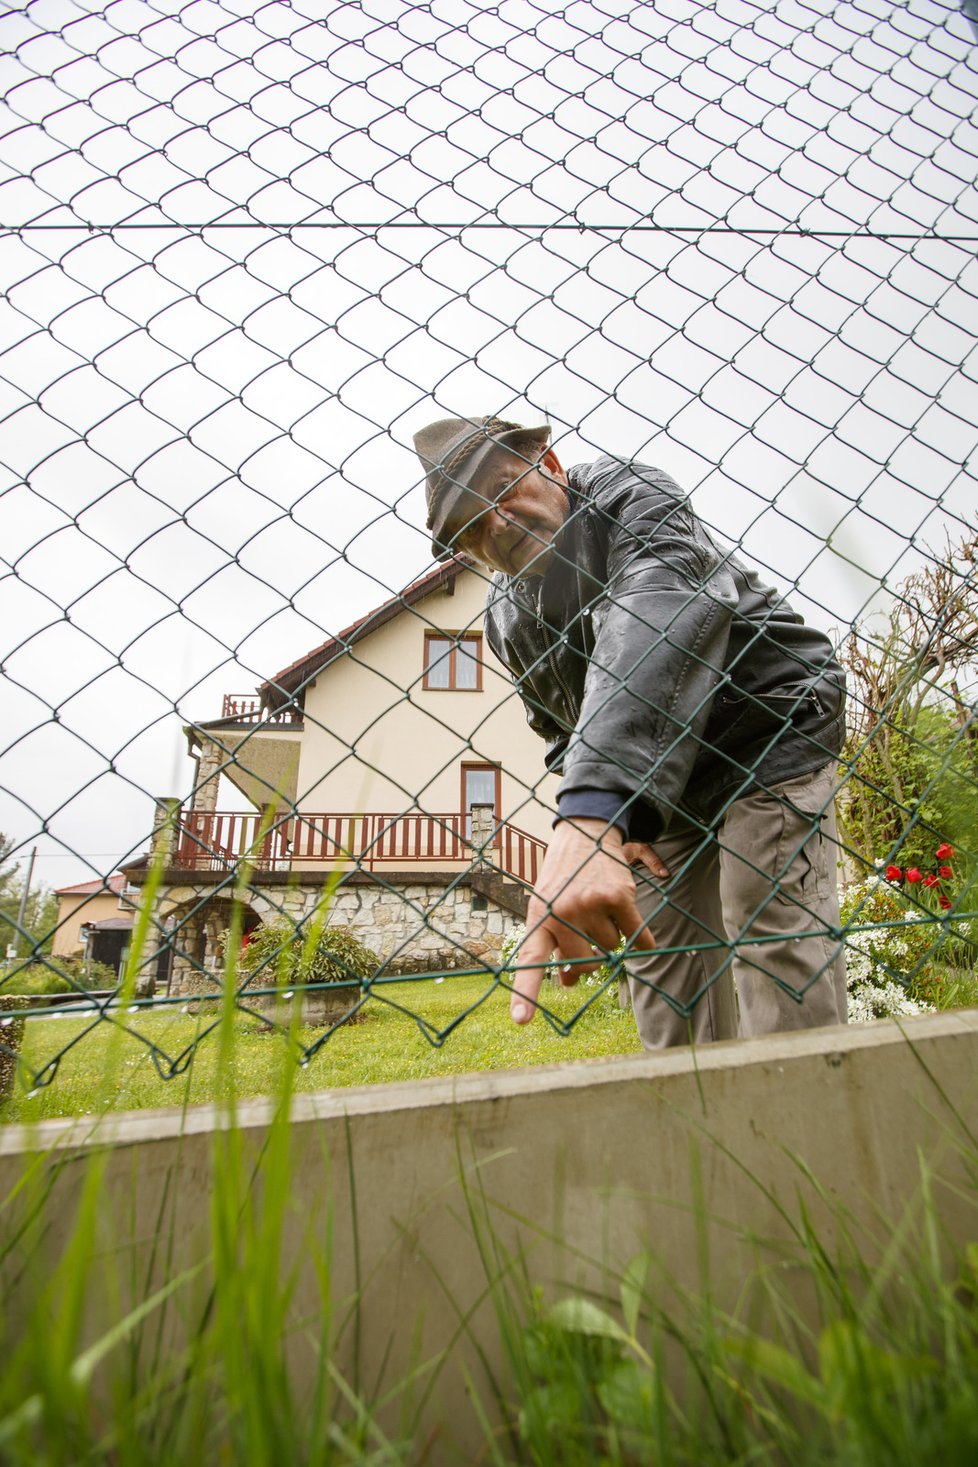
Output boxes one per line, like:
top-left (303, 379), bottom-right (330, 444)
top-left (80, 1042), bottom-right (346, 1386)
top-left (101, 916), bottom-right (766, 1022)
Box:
top-left (15, 846), bottom-right (36, 958)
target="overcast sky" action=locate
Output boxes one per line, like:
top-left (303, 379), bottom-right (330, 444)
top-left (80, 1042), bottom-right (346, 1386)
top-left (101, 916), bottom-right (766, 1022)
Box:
top-left (1, 0), bottom-right (976, 893)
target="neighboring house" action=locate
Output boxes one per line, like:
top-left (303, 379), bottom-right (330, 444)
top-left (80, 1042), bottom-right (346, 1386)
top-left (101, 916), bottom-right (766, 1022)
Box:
top-left (53, 872), bottom-right (136, 976)
top-left (124, 558), bottom-right (559, 994)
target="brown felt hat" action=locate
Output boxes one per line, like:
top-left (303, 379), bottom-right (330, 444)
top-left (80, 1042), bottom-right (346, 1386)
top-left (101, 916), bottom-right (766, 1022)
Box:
top-left (414, 414), bottom-right (551, 560)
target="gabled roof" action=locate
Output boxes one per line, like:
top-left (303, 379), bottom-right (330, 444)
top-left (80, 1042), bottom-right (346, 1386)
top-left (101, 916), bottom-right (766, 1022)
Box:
top-left (261, 555), bottom-right (476, 711)
top-left (56, 872), bottom-right (130, 898)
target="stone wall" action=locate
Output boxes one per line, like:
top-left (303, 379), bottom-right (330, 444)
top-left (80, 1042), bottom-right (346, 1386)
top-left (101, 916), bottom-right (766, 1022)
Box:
top-left (159, 873), bottom-right (523, 995)
top-left (324, 878), bottom-right (519, 974)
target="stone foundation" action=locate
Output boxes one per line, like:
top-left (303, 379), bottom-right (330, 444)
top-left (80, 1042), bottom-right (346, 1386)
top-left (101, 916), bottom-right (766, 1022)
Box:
top-left (326, 879), bottom-right (514, 973)
top-left (153, 874), bottom-right (523, 998)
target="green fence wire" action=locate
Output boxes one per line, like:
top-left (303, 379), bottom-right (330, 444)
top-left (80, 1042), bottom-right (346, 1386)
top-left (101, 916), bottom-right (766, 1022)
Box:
top-left (1, 0), bottom-right (976, 1097)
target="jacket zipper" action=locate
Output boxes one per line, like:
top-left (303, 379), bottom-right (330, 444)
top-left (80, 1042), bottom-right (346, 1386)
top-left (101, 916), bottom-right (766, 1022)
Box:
top-left (528, 578), bottom-right (578, 719)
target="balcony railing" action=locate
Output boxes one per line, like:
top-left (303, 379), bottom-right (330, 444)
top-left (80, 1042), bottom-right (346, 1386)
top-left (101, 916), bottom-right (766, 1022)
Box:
top-left (173, 810), bottom-right (546, 885)
top-left (219, 694), bottom-right (302, 724)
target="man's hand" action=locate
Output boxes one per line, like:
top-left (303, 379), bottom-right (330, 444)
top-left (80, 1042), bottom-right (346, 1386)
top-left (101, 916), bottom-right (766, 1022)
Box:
top-left (509, 820), bottom-right (668, 1025)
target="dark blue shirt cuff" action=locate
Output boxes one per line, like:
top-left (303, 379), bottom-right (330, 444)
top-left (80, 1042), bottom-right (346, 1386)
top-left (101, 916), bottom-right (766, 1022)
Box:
top-left (555, 791), bottom-right (631, 839)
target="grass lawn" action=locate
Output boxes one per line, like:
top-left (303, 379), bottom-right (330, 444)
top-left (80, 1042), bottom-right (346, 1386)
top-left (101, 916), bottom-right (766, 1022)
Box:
top-left (2, 973), bottom-right (642, 1123)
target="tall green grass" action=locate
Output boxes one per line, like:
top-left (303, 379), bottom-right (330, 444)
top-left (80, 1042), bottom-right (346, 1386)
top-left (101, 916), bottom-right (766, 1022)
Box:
top-left (463, 1150), bottom-right (978, 1466)
top-left (0, 880), bottom-right (426, 1465)
top-left (4, 1030), bottom-right (978, 1464)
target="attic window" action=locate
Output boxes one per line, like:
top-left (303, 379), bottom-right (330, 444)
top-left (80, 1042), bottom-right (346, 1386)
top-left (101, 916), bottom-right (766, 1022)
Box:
top-left (423, 632), bottom-right (482, 691)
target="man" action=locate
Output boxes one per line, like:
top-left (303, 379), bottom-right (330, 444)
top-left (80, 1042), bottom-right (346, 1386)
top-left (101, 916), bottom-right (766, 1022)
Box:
top-left (414, 414), bottom-right (848, 1047)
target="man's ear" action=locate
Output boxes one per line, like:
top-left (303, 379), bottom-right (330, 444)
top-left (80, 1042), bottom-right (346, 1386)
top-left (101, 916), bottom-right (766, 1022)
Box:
top-left (541, 447), bottom-right (567, 484)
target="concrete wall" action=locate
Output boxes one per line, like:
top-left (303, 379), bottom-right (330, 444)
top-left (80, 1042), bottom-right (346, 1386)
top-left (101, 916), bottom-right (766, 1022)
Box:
top-left (2, 1011), bottom-right (977, 1461)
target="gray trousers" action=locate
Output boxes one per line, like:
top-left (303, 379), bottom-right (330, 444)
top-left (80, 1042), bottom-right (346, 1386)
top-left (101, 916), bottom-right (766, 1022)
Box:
top-left (624, 763), bottom-right (848, 1049)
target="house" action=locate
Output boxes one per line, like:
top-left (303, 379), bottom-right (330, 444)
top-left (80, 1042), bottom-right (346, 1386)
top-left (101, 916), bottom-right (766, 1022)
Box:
top-left (53, 872), bottom-right (136, 976)
top-left (124, 557), bottom-right (559, 995)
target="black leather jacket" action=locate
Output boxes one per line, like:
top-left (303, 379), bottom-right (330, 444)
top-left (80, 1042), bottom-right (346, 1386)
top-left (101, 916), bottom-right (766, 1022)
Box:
top-left (483, 457), bottom-right (846, 840)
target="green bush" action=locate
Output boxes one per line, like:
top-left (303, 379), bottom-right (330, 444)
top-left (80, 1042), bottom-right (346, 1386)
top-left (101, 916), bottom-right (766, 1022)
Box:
top-left (59, 955), bottom-right (118, 990)
top-left (231, 921), bottom-right (380, 992)
top-left (1, 963), bottom-right (69, 996)
top-left (843, 705), bottom-right (978, 880)
top-left (0, 956), bottom-right (116, 995)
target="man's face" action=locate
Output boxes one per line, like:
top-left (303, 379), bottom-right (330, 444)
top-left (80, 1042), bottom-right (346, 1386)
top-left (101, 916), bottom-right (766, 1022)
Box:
top-left (450, 448), bottom-right (570, 576)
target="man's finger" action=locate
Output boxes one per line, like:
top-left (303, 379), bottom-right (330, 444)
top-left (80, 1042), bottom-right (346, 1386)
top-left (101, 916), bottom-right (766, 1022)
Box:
top-left (615, 898), bottom-right (657, 953)
top-left (622, 841), bottom-right (670, 880)
top-left (551, 914), bottom-right (619, 980)
top-left (509, 924), bottom-right (553, 1024)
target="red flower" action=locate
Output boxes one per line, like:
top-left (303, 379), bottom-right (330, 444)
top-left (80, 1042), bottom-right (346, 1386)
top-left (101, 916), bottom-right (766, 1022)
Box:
top-left (905, 867), bottom-right (922, 883)
top-left (935, 843), bottom-right (954, 860)
top-left (885, 865), bottom-right (902, 882)
top-left (939, 895), bottom-right (952, 910)
top-left (939, 865), bottom-right (953, 880)
top-left (923, 874), bottom-right (939, 887)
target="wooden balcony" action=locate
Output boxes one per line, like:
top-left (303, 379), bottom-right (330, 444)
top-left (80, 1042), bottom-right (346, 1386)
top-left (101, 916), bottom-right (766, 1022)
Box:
top-left (219, 694), bottom-right (301, 724)
top-left (173, 810), bottom-right (546, 886)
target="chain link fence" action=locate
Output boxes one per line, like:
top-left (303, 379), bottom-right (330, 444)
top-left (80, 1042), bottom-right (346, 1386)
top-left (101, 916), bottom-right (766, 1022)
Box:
top-left (1, 0), bottom-right (976, 1097)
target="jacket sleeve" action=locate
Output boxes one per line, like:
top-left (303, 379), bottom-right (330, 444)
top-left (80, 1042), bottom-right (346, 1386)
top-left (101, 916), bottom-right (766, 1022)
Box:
top-left (556, 463), bottom-right (739, 839)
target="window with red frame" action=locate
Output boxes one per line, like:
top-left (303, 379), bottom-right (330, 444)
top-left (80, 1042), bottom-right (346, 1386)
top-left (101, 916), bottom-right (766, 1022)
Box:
top-left (461, 762), bottom-right (501, 840)
top-left (423, 631), bottom-right (482, 691)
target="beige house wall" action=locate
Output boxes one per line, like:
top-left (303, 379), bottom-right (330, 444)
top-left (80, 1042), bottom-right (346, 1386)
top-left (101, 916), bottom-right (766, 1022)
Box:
top-left (295, 568), bottom-right (558, 841)
top-left (52, 891), bottom-right (130, 958)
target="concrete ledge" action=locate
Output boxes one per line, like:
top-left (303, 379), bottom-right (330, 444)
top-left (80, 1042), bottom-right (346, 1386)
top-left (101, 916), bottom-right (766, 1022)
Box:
top-left (3, 1006), bottom-right (976, 1154)
top-left (3, 1009), bottom-right (978, 1461)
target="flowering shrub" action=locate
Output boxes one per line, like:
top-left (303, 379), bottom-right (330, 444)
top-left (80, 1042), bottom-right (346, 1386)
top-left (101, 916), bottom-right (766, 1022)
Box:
top-left (845, 974), bottom-right (934, 1024)
top-left (884, 842), bottom-right (957, 912)
top-left (840, 841), bottom-right (978, 1021)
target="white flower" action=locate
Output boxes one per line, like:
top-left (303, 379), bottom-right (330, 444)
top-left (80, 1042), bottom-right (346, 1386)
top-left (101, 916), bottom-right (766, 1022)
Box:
top-left (847, 979), bottom-right (934, 1024)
